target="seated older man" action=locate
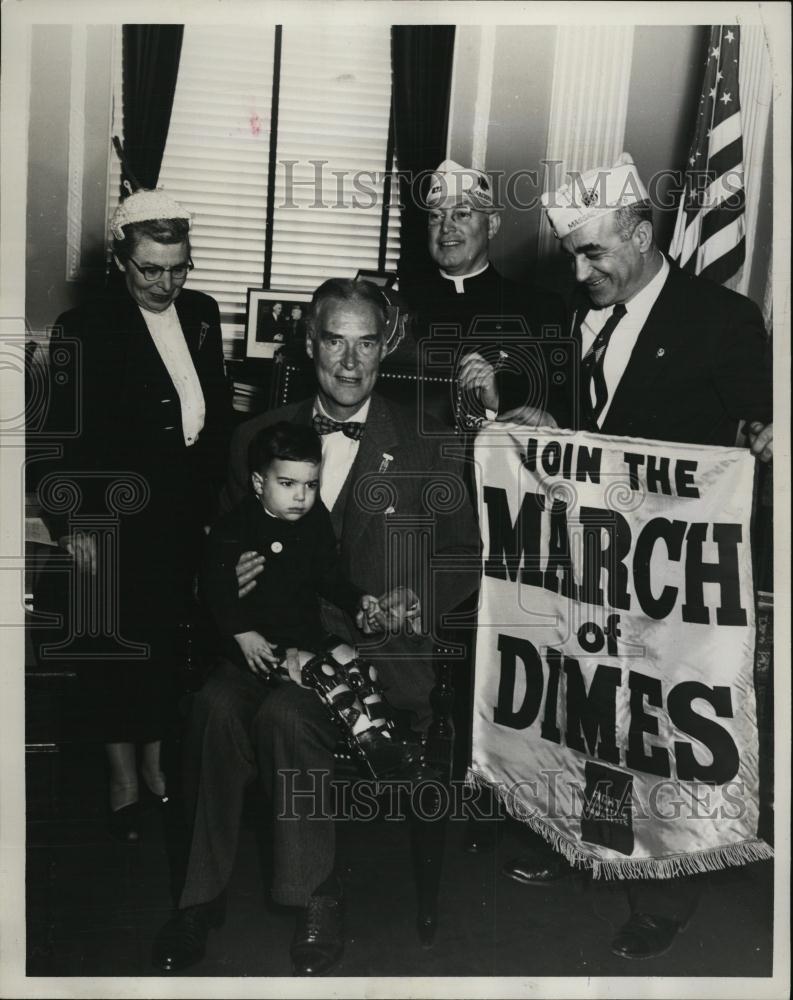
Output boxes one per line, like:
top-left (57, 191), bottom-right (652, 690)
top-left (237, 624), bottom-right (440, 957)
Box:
top-left (153, 278), bottom-right (480, 976)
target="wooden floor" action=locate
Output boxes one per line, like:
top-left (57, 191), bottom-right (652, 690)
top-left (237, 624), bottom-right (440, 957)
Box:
top-left (25, 743), bottom-right (774, 981)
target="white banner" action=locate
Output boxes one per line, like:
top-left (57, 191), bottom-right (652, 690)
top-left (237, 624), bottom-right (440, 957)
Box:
top-left (470, 424), bottom-right (773, 878)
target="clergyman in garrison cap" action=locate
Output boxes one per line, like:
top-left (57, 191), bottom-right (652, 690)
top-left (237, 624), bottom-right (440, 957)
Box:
top-left (400, 158), bottom-right (565, 425)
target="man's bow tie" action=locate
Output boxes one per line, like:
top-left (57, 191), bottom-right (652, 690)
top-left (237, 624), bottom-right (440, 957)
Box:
top-left (312, 413), bottom-right (365, 441)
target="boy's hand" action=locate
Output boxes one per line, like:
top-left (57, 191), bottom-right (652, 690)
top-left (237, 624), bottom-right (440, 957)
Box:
top-left (233, 630), bottom-right (278, 676)
top-left (236, 550), bottom-right (266, 598)
top-left (284, 647), bottom-right (306, 686)
top-left (356, 594), bottom-right (383, 634)
top-left (375, 587), bottom-right (422, 635)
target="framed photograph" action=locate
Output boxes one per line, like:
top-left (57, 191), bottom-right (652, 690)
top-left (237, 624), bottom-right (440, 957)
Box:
top-left (354, 268), bottom-right (397, 289)
top-left (245, 288), bottom-right (313, 359)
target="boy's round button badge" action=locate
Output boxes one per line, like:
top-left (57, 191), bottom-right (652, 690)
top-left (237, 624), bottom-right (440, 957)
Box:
top-left (271, 541), bottom-right (283, 554)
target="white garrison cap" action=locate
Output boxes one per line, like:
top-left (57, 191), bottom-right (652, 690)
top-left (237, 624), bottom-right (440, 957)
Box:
top-left (425, 159), bottom-right (495, 211)
top-left (110, 189), bottom-right (191, 240)
top-left (541, 153), bottom-right (649, 239)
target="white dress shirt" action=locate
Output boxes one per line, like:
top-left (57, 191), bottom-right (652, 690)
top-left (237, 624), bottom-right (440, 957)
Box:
top-left (139, 304), bottom-right (206, 446)
top-left (581, 256), bottom-right (670, 426)
top-left (314, 396), bottom-right (371, 511)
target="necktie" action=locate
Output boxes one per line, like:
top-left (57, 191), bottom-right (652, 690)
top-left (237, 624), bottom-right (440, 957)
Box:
top-left (581, 303), bottom-right (627, 428)
top-left (312, 413), bottom-right (365, 441)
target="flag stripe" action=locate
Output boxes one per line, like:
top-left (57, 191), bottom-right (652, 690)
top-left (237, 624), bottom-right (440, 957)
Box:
top-left (700, 237), bottom-right (746, 285)
top-left (701, 197), bottom-right (746, 244)
top-left (669, 200), bottom-right (688, 259)
top-left (702, 173), bottom-right (745, 214)
top-left (708, 114), bottom-right (742, 157)
top-left (698, 216), bottom-right (745, 271)
top-left (677, 213), bottom-right (702, 268)
top-left (669, 24), bottom-right (745, 286)
top-left (708, 137), bottom-right (744, 179)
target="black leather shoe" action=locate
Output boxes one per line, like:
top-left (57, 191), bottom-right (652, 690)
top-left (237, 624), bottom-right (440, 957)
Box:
top-left (152, 895), bottom-right (226, 972)
top-left (291, 894), bottom-right (344, 976)
top-left (108, 802), bottom-right (140, 844)
top-left (501, 852), bottom-right (572, 885)
top-left (610, 912), bottom-right (684, 960)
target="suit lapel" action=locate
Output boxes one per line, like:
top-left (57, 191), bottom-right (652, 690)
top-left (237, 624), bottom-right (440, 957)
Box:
top-left (292, 399), bottom-right (316, 427)
top-left (569, 303), bottom-right (590, 430)
top-left (601, 269), bottom-right (674, 434)
top-left (118, 292), bottom-right (162, 381)
top-left (338, 393), bottom-right (400, 541)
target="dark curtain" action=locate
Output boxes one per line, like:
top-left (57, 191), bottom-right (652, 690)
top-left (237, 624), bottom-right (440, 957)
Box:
top-left (391, 26), bottom-right (456, 283)
top-left (121, 25), bottom-right (184, 193)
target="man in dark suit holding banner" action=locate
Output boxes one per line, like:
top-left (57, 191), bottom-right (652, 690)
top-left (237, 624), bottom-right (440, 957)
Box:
top-left (498, 152), bottom-right (772, 960)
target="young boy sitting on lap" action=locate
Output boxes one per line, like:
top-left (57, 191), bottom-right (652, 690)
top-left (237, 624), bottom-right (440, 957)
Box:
top-left (201, 421), bottom-right (420, 778)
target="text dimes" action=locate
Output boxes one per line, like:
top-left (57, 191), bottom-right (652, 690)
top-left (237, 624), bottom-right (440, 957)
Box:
top-left (481, 434), bottom-right (751, 785)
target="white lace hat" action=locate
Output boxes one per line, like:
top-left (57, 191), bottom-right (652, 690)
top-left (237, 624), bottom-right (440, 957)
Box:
top-left (110, 189), bottom-right (192, 240)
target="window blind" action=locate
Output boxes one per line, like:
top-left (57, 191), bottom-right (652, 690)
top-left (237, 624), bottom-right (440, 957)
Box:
top-left (269, 24), bottom-right (400, 290)
top-left (108, 24), bottom-right (400, 355)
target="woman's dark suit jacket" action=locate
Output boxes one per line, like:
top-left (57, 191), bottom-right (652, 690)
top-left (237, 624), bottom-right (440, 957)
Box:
top-left (39, 284), bottom-right (231, 638)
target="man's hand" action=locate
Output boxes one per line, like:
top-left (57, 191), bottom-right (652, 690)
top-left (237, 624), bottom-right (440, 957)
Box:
top-left (458, 351), bottom-right (499, 413)
top-left (747, 421), bottom-right (773, 463)
top-left (236, 550), bottom-right (265, 598)
top-left (356, 594), bottom-right (384, 634)
top-left (233, 630), bottom-right (278, 676)
top-left (372, 587), bottom-right (422, 636)
top-left (60, 532), bottom-right (97, 575)
top-left (498, 404), bottom-right (558, 427)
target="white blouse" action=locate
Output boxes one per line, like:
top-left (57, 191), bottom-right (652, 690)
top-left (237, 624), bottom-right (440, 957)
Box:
top-left (139, 304), bottom-right (206, 447)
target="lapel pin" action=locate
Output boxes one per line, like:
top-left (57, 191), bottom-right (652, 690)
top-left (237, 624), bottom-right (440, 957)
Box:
top-left (656, 347), bottom-right (666, 358)
top-left (378, 452), bottom-right (394, 473)
top-left (199, 321), bottom-right (209, 351)
top-left (270, 541), bottom-right (283, 554)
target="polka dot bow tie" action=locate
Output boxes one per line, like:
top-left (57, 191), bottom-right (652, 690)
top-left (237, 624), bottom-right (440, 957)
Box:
top-left (312, 413), bottom-right (366, 441)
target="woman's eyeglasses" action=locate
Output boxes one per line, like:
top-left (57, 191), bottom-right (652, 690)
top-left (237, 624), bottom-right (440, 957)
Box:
top-left (127, 258), bottom-right (194, 282)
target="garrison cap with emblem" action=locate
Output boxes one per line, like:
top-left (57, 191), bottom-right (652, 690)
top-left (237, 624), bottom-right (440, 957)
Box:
top-left (110, 188), bottom-right (192, 240)
top-left (425, 159), bottom-right (495, 211)
top-left (541, 153), bottom-right (649, 239)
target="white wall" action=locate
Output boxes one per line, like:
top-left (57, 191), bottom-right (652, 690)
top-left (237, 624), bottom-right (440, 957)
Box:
top-left (26, 25), bottom-right (114, 335)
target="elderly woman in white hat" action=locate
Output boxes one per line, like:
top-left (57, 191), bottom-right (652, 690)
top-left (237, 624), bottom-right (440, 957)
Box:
top-left (40, 189), bottom-right (231, 842)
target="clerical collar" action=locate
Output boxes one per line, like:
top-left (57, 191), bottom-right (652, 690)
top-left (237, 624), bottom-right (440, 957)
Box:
top-left (439, 262), bottom-right (490, 294)
top-left (313, 396), bottom-right (372, 424)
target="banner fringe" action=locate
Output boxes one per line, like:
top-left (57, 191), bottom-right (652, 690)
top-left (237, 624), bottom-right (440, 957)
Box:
top-left (465, 768), bottom-right (594, 870)
top-left (465, 768), bottom-right (774, 880)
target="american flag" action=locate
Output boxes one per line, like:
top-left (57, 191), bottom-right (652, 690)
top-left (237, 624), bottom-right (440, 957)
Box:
top-left (669, 26), bottom-right (745, 284)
